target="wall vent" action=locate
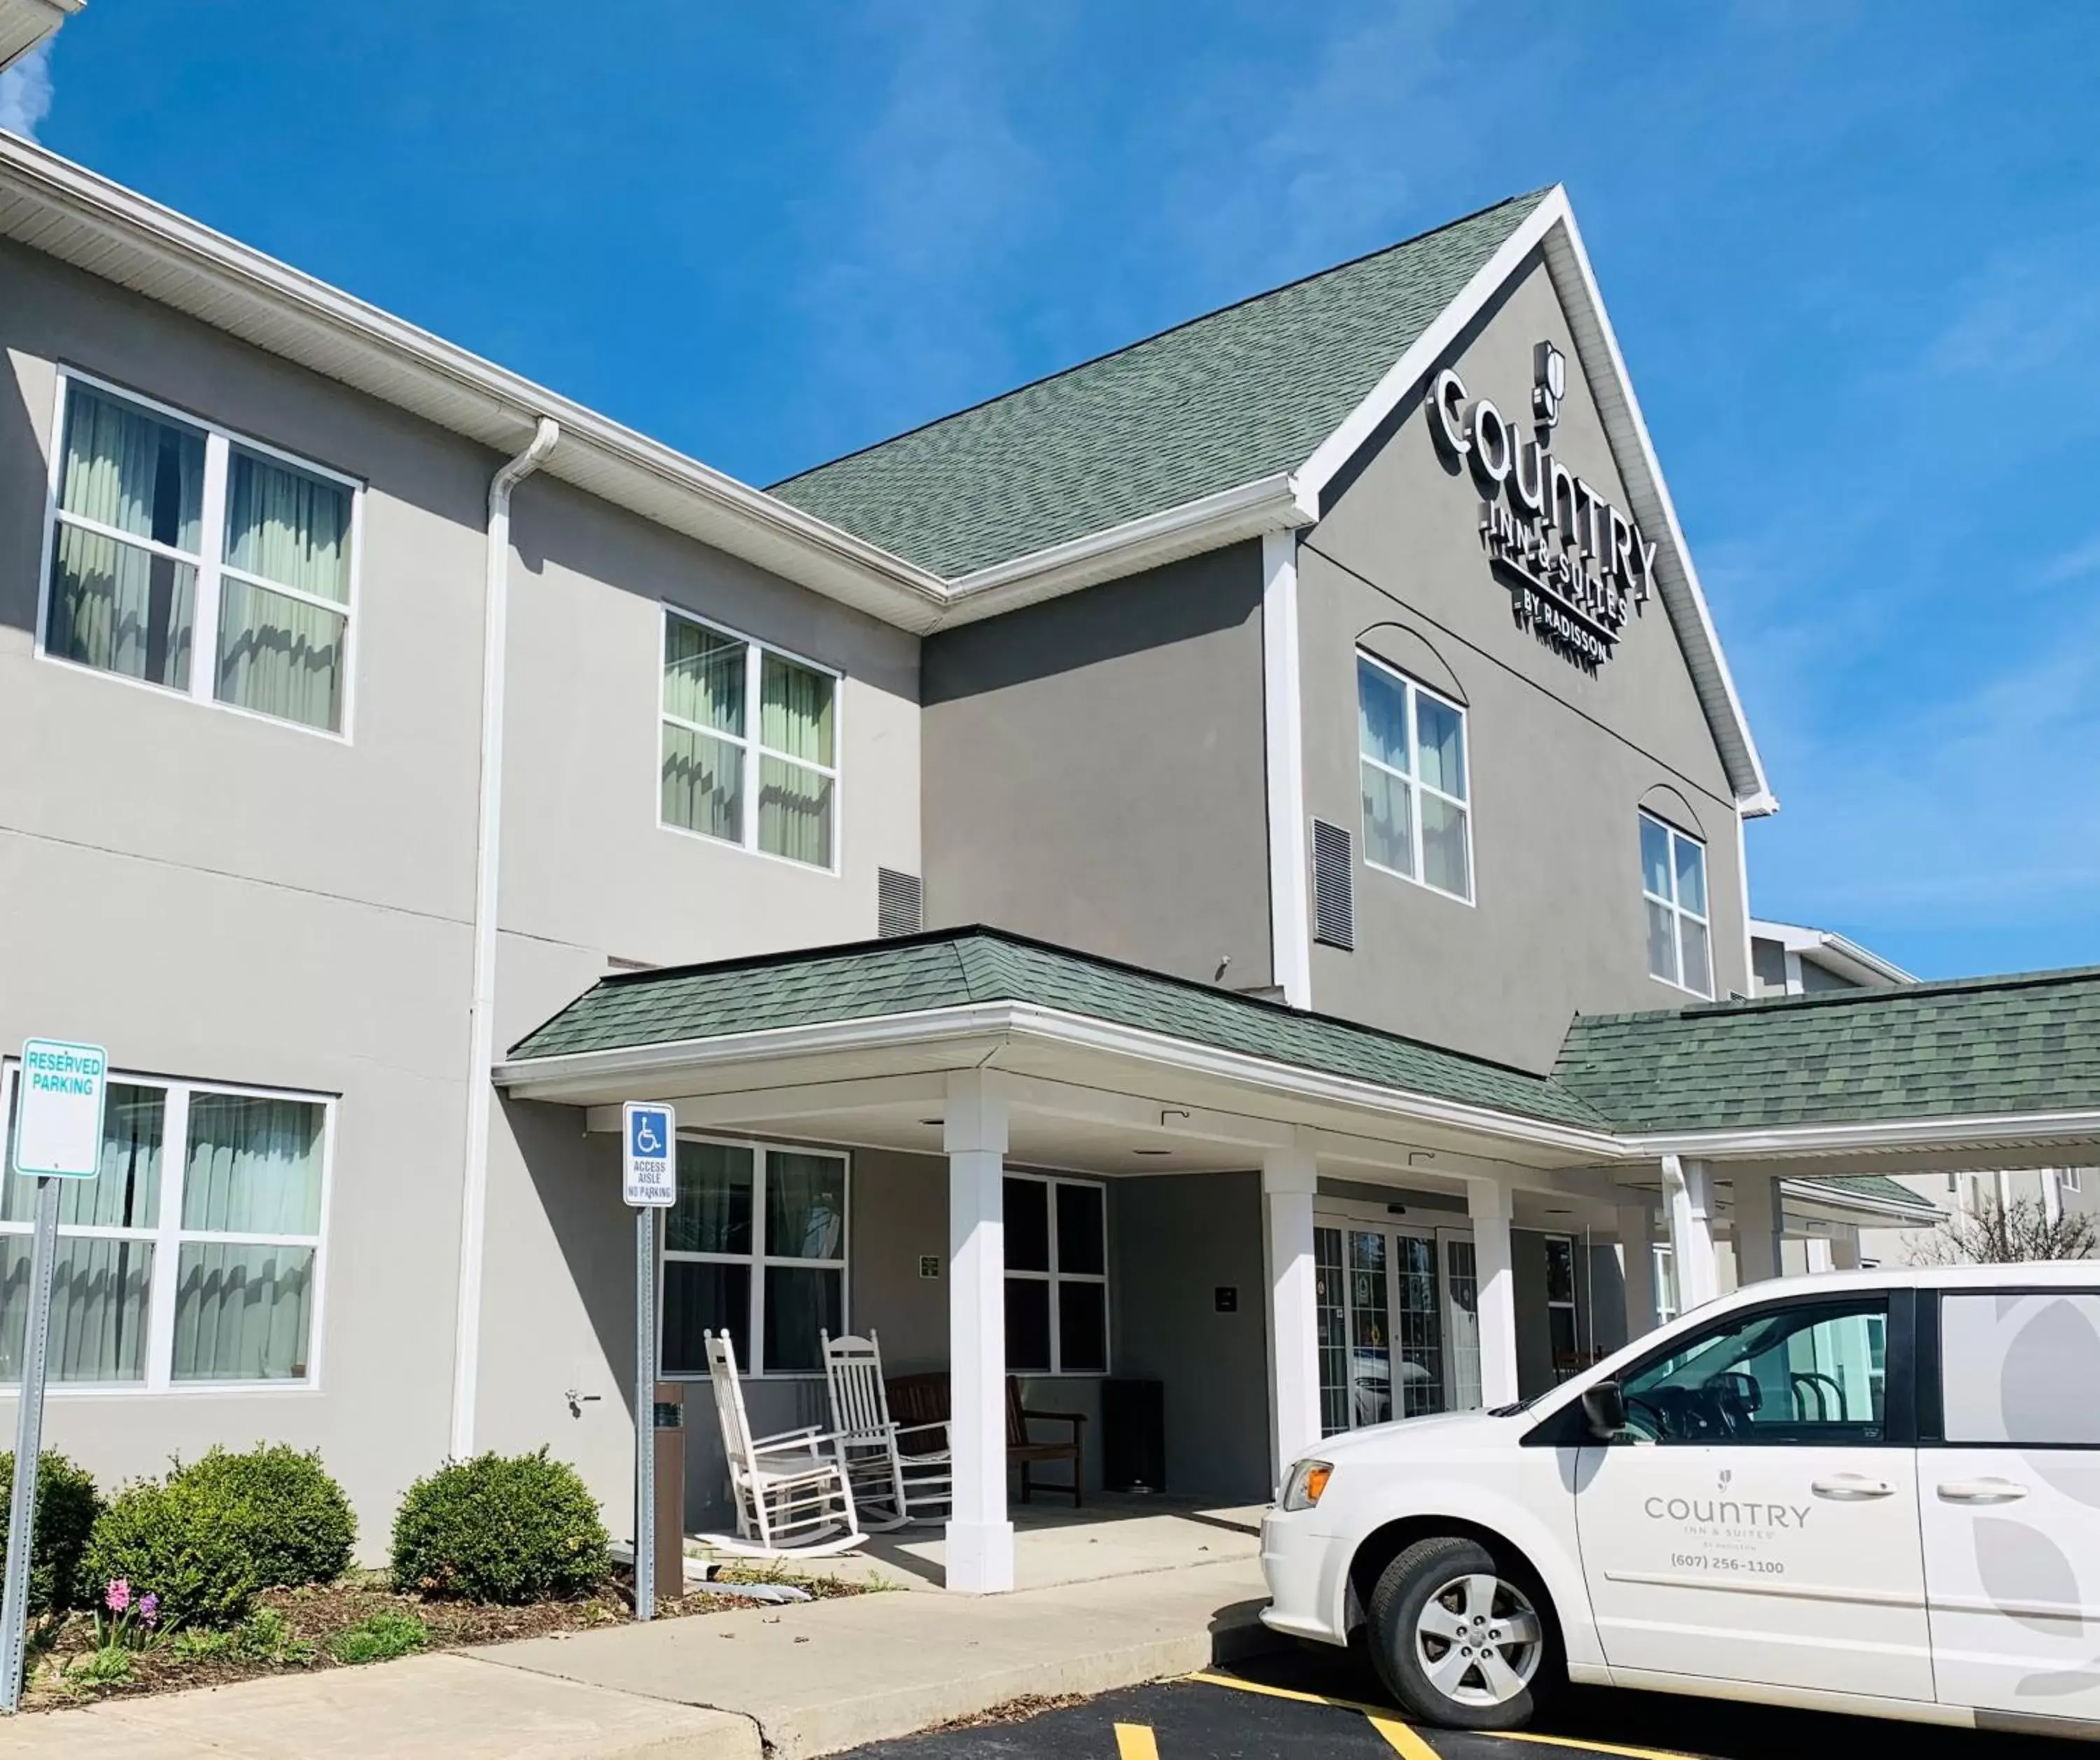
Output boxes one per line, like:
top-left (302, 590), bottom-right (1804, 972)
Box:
top-left (878, 868), bottom-right (924, 939)
top-left (1310, 818), bottom-right (1354, 951)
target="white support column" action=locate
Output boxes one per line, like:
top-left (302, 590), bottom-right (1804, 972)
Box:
top-left (1261, 530), bottom-right (1312, 1010)
top-left (1662, 1155), bottom-right (1718, 1312)
top-left (1616, 1202), bottom-right (1656, 1340)
top-left (1466, 1178), bottom-right (1520, 1409)
top-left (1730, 1170), bottom-right (1782, 1285)
top-left (1261, 1136), bottom-right (1321, 1488)
top-left (944, 1072), bottom-right (1012, 1593)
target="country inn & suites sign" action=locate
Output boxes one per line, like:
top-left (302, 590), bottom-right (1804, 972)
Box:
top-left (1429, 342), bottom-right (1657, 671)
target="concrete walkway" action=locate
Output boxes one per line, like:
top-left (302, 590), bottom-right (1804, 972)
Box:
top-left (0, 1556), bottom-right (1275, 1759)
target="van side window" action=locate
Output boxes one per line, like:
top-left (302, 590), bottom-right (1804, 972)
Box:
top-left (1942, 1292), bottom-right (2100, 1448)
top-left (1617, 1298), bottom-right (1888, 1445)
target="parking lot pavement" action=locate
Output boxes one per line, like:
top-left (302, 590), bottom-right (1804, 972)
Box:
top-left (843, 1644), bottom-right (2086, 1760)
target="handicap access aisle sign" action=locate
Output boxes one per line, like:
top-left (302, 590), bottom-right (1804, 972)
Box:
top-left (622, 1102), bottom-right (676, 1208)
top-left (13, 1040), bottom-right (108, 1179)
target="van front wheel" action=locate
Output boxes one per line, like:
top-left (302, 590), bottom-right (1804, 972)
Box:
top-left (1366, 1535), bottom-right (1555, 1731)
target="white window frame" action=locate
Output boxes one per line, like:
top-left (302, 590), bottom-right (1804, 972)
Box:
top-left (1003, 1171), bottom-right (1110, 1377)
top-left (657, 606), bottom-right (844, 875)
top-left (659, 1135), bottom-right (850, 1380)
top-left (1651, 1243), bottom-right (1677, 1327)
top-left (1356, 650), bottom-right (1474, 906)
top-left (0, 1063), bottom-right (335, 1396)
top-left (1544, 1232), bottom-right (1579, 1359)
top-left (1640, 811), bottom-right (1714, 998)
top-left (37, 366), bottom-right (365, 742)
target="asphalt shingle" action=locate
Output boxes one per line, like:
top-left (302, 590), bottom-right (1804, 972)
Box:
top-left (766, 192), bottom-right (1550, 578)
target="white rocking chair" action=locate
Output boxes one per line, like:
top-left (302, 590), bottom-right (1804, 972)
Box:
top-left (694, 1330), bottom-right (865, 1558)
top-left (822, 1329), bottom-right (952, 1530)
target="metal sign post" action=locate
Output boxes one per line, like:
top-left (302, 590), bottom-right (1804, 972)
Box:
top-left (622, 1102), bottom-right (675, 1622)
top-left (1, 1040), bottom-right (107, 1714)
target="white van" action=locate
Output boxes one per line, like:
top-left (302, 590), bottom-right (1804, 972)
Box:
top-left (1261, 1264), bottom-right (2100, 1740)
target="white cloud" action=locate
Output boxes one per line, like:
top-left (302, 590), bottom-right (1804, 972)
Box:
top-left (0, 43), bottom-right (52, 141)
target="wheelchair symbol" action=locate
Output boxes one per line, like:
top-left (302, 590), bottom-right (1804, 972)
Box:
top-left (631, 1112), bottom-right (666, 1157)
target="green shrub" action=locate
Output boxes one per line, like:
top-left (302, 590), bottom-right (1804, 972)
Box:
top-left (62, 1646), bottom-right (131, 1689)
top-left (81, 1446), bottom-right (356, 1629)
top-left (0, 1449), bottom-right (100, 1614)
top-left (167, 1605), bottom-right (314, 1667)
top-left (330, 1610), bottom-right (428, 1665)
top-left (83, 1478), bottom-right (258, 1628)
top-left (391, 1450), bottom-right (609, 1604)
top-left (177, 1446), bottom-right (356, 1591)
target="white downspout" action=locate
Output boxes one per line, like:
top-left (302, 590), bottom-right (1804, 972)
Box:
top-left (449, 417), bottom-right (560, 1461)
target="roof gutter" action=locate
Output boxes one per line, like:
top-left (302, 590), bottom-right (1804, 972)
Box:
top-left (450, 415), bottom-right (559, 1462)
top-left (1628, 1106), bottom-right (2100, 1161)
top-left (934, 471), bottom-right (1318, 629)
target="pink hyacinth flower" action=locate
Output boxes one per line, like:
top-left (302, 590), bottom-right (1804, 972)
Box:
top-left (105, 1578), bottom-right (131, 1614)
top-left (139, 1592), bottom-right (160, 1625)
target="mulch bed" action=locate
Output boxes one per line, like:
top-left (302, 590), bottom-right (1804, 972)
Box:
top-left (25, 1566), bottom-right (869, 1712)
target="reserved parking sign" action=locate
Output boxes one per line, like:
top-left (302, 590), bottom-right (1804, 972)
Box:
top-left (13, 1040), bottom-right (108, 1178)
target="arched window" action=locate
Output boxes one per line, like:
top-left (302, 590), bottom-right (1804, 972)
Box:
top-left (1357, 648), bottom-right (1472, 903)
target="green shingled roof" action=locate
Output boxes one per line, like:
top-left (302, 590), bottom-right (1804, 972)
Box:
top-left (507, 928), bottom-right (1615, 1133)
top-left (767, 191), bottom-right (1550, 578)
top-left (1790, 1172), bottom-right (1940, 1213)
top-left (1554, 967), bottom-right (2100, 1134)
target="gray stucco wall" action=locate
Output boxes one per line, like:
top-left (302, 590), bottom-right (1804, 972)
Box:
top-left (1110, 1172), bottom-right (1270, 1503)
top-left (0, 239), bottom-right (925, 1556)
top-left (1751, 937), bottom-right (1790, 995)
top-left (1301, 251), bottom-right (1751, 1070)
top-left (920, 543), bottom-right (1273, 989)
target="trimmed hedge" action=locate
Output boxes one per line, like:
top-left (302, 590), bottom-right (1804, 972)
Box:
top-left (0, 1450), bottom-right (100, 1614)
top-left (82, 1444), bottom-right (356, 1628)
top-left (391, 1450), bottom-right (609, 1603)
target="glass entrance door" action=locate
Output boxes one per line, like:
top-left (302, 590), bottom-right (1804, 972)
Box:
top-left (1315, 1220), bottom-right (1461, 1434)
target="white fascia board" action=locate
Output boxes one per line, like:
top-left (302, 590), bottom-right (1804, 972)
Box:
top-left (1748, 919), bottom-right (1916, 987)
top-left (1630, 1107), bottom-right (2100, 1161)
top-left (1293, 185), bottom-right (1774, 816)
top-left (933, 471), bottom-right (1316, 629)
top-left (495, 998), bottom-right (1629, 1163)
top-left (0, 0), bottom-right (77, 73)
top-left (0, 135), bottom-right (953, 634)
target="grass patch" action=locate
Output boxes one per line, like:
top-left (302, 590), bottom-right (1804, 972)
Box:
top-left (330, 1611), bottom-right (430, 1665)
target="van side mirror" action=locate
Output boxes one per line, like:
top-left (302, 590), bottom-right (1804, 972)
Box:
top-left (1581, 1380), bottom-right (1628, 1439)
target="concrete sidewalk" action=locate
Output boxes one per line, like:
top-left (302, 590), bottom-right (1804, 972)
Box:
top-left (0, 1556), bottom-right (1275, 1759)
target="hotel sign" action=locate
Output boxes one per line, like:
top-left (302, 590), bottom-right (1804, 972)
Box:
top-left (1428, 342), bottom-right (1656, 672)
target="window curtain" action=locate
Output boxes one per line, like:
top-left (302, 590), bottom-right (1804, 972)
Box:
top-left (174, 1095), bottom-right (323, 1381)
top-left (765, 1151), bottom-right (844, 1260)
top-left (666, 1141), bottom-right (753, 1255)
top-left (663, 621), bottom-right (745, 733)
top-left (0, 1082), bottom-right (164, 1385)
top-left (216, 452), bottom-right (350, 732)
top-left (757, 657), bottom-right (834, 867)
top-left (49, 389), bottom-right (202, 687)
top-left (662, 623), bottom-right (748, 840)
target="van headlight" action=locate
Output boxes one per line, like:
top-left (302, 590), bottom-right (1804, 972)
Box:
top-left (1281, 1459), bottom-right (1333, 1511)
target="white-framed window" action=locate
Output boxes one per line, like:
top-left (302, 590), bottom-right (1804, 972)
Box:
top-left (39, 369), bottom-right (361, 736)
top-left (1357, 652), bottom-right (1472, 903)
top-left (1640, 811), bottom-right (1712, 998)
top-left (1004, 1173), bottom-right (1107, 1376)
top-left (660, 608), bottom-right (839, 871)
top-left (0, 1066), bottom-right (332, 1390)
top-left (1651, 1243), bottom-right (1677, 1327)
top-left (2064, 1168), bottom-right (2084, 1194)
top-left (1544, 1234), bottom-right (1579, 1367)
top-left (659, 1138), bottom-right (847, 1376)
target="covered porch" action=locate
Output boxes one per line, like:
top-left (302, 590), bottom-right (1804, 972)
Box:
top-left (496, 930), bottom-right (2100, 1593)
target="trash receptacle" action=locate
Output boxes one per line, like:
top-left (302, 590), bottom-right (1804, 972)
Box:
top-left (652, 1380), bottom-right (685, 1595)
top-left (1102, 1377), bottom-right (1165, 1495)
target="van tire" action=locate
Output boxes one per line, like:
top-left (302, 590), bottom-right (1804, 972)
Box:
top-left (1366, 1535), bottom-right (1558, 1731)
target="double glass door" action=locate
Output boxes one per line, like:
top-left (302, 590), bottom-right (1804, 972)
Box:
top-left (1315, 1220), bottom-right (1481, 1435)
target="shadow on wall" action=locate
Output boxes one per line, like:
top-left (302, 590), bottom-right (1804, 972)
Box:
top-left (0, 348), bottom-right (48, 638)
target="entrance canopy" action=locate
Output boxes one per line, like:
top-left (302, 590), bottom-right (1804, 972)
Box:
top-left (496, 928), bottom-right (2100, 1591)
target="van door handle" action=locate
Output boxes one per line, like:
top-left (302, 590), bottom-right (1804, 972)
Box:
top-left (1811, 1474), bottom-right (1894, 1500)
top-left (1938, 1479), bottom-right (2029, 1504)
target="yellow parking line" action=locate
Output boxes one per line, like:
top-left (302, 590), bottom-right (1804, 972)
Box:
top-left (1367, 1711), bottom-right (1443, 1759)
top-left (1113, 1723), bottom-right (1160, 1760)
top-left (1186, 1670), bottom-right (1697, 1760)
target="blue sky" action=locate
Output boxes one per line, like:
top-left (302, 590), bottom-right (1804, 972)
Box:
top-left (8, 2), bottom-right (2098, 979)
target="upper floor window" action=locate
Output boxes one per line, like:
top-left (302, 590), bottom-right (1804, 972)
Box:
top-left (0, 1066), bottom-right (331, 1389)
top-left (661, 608), bottom-right (838, 870)
top-left (42, 373), bottom-right (358, 735)
top-left (1640, 811), bottom-right (1712, 998)
top-left (1357, 653), bottom-right (1471, 903)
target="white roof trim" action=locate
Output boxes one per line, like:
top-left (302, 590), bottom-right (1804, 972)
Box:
top-left (1779, 1178), bottom-right (1944, 1224)
top-left (1629, 1106), bottom-right (2100, 1161)
top-left (0, 0), bottom-right (78, 74)
top-left (1750, 918), bottom-right (1917, 987)
top-left (1297, 186), bottom-right (1774, 815)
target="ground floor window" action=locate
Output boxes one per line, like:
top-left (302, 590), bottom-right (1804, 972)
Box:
top-left (1003, 1173), bottom-right (1107, 1375)
top-left (0, 1067), bottom-right (330, 1388)
top-left (659, 1138), bottom-right (847, 1376)
top-left (1315, 1219), bottom-right (1477, 1435)
top-left (1544, 1234), bottom-right (1579, 1370)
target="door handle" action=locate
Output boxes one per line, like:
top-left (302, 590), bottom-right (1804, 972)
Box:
top-left (1811, 1474), bottom-right (1895, 1500)
top-left (1937, 1479), bottom-right (2029, 1504)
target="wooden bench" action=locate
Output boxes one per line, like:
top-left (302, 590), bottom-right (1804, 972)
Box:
top-left (886, 1371), bottom-right (1086, 1507)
